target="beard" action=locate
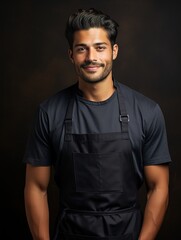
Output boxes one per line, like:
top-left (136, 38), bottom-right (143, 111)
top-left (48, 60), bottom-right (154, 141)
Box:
top-left (75, 60), bottom-right (113, 84)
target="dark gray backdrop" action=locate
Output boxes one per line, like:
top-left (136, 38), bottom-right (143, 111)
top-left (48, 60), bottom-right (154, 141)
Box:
top-left (1, 0), bottom-right (181, 239)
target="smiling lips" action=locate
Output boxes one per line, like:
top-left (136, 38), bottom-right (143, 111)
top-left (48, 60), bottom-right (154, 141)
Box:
top-left (81, 62), bottom-right (104, 72)
top-left (83, 65), bottom-right (100, 72)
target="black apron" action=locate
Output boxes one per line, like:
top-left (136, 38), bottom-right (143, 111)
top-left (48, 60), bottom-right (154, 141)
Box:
top-left (53, 81), bottom-right (142, 240)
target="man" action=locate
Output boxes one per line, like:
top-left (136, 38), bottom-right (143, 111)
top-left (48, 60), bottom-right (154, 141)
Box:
top-left (23, 8), bottom-right (171, 240)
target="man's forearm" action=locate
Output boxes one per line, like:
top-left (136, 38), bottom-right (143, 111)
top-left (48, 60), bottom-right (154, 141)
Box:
top-left (138, 187), bottom-right (169, 240)
top-left (25, 188), bottom-right (50, 240)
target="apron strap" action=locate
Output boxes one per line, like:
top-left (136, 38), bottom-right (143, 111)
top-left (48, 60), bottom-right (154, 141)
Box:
top-left (114, 80), bottom-right (129, 133)
top-left (64, 87), bottom-right (76, 141)
top-left (64, 80), bottom-right (129, 140)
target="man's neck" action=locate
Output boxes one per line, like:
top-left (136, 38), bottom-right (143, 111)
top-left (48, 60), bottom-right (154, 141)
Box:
top-left (78, 78), bottom-right (115, 102)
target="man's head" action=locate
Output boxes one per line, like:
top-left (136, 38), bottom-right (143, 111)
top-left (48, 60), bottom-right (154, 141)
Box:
top-left (65, 8), bottom-right (119, 85)
top-left (65, 8), bottom-right (119, 49)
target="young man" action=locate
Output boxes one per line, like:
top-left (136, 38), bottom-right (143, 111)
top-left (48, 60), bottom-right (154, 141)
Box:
top-left (23, 8), bottom-right (171, 240)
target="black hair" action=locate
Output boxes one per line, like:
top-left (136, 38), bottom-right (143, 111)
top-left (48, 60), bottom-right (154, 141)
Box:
top-left (65, 8), bottom-right (119, 49)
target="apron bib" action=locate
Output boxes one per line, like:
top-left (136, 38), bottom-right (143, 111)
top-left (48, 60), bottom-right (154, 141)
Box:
top-left (53, 81), bottom-right (142, 240)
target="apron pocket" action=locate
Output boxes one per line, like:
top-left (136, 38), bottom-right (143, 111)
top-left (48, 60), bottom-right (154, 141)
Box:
top-left (59, 208), bottom-right (141, 240)
top-left (73, 152), bottom-right (123, 192)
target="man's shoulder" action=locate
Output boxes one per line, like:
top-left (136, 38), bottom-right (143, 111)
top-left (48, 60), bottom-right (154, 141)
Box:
top-left (118, 81), bottom-right (158, 110)
top-left (39, 83), bottom-right (76, 113)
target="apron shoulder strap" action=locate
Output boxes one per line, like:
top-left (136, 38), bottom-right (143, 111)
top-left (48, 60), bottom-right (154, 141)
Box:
top-left (64, 85), bottom-right (76, 141)
top-left (114, 80), bottom-right (129, 133)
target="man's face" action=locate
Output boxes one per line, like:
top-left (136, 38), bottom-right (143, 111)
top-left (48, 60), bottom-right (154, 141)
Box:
top-left (69, 28), bottom-right (118, 84)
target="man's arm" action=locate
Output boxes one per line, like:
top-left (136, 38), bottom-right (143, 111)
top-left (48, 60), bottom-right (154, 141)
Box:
top-left (24, 164), bottom-right (51, 240)
top-left (139, 164), bottom-right (169, 240)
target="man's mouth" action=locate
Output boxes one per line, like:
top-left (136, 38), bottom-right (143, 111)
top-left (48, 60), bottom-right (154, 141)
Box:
top-left (83, 65), bottom-right (100, 71)
top-left (81, 62), bottom-right (104, 72)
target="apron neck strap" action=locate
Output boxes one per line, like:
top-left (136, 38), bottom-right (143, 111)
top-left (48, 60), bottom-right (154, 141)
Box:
top-left (64, 85), bottom-right (76, 141)
top-left (114, 80), bottom-right (129, 133)
top-left (64, 80), bottom-right (129, 139)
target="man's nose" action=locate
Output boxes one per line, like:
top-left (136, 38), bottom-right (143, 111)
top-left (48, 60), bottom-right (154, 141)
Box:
top-left (86, 48), bottom-right (97, 62)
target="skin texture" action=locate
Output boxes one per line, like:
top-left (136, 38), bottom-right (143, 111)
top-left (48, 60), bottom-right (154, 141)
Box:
top-left (24, 27), bottom-right (170, 240)
top-left (69, 28), bottom-right (118, 102)
top-left (139, 165), bottom-right (169, 240)
top-left (24, 165), bottom-right (51, 240)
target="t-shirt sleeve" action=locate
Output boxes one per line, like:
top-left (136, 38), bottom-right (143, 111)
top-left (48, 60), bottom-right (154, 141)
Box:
top-left (23, 106), bottom-right (53, 166)
top-left (143, 104), bottom-right (171, 166)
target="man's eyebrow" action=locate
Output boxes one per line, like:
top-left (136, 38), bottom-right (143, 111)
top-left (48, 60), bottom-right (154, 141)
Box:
top-left (74, 44), bottom-right (87, 47)
top-left (74, 42), bottom-right (108, 48)
top-left (94, 42), bottom-right (108, 46)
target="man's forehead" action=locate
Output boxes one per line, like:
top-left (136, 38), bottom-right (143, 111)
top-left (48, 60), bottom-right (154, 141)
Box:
top-left (73, 28), bottom-right (110, 45)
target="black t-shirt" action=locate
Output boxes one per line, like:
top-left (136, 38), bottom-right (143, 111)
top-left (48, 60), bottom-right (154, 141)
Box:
top-left (23, 81), bottom-right (171, 183)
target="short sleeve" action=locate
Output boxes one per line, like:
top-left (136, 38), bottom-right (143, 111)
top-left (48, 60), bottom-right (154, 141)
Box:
top-left (23, 106), bottom-right (53, 166)
top-left (143, 104), bottom-right (171, 166)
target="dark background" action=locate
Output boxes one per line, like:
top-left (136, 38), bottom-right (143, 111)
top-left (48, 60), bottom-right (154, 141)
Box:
top-left (1, 0), bottom-right (181, 239)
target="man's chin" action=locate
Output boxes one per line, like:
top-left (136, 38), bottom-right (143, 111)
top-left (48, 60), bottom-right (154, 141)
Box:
top-left (81, 77), bottom-right (106, 84)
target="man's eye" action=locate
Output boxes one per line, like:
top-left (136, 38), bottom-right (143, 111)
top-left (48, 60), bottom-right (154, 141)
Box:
top-left (77, 47), bottom-right (86, 52)
top-left (97, 46), bottom-right (106, 51)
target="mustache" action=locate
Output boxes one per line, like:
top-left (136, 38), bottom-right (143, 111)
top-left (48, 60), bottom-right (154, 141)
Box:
top-left (81, 61), bottom-right (105, 68)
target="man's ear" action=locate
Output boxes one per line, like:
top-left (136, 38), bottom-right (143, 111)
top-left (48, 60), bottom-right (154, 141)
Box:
top-left (68, 49), bottom-right (74, 63)
top-left (113, 44), bottom-right (118, 60)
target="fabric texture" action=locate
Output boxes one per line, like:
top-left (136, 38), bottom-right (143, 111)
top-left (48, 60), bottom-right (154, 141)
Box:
top-left (23, 81), bottom-right (171, 185)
